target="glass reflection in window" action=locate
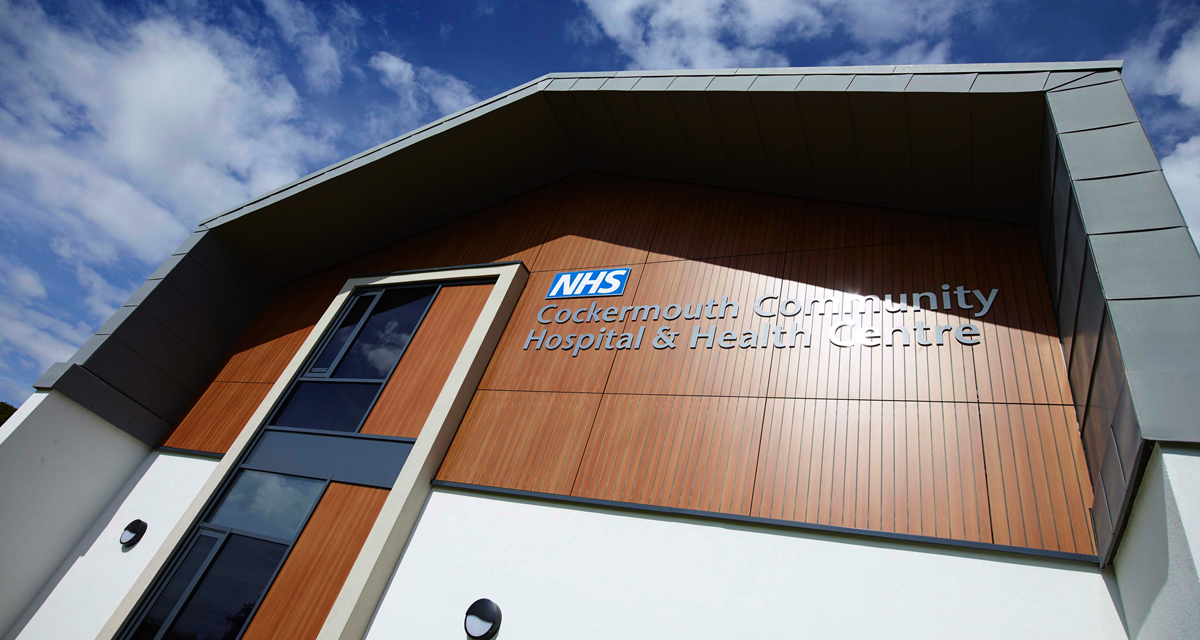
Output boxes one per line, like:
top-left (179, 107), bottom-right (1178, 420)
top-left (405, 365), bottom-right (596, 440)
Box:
top-left (333, 286), bottom-right (436, 379)
top-left (161, 535), bottom-right (286, 640)
top-left (208, 470), bottom-right (323, 540)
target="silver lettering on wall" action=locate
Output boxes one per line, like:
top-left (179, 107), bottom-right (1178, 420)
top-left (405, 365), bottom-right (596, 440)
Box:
top-left (524, 284), bottom-right (998, 352)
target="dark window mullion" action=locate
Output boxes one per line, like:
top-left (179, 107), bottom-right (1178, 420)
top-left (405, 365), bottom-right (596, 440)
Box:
top-left (313, 292), bottom-right (382, 378)
top-left (228, 477), bottom-right (332, 640)
top-left (351, 284), bottom-right (441, 434)
top-left (149, 530), bottom-right (227, 640)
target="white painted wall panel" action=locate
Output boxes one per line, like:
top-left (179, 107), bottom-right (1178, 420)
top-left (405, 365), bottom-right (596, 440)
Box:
top-left (0, 392), bottom-right (148, 638)
top-left (1115, 445), bottom-right (1200, 640)
top-left (366, 489), bottom-right (1126, 640)
top-left (5, 451), bottom-right (217, 640)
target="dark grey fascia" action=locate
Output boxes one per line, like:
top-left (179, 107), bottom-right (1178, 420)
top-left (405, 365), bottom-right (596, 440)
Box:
top-left (35, 230), bottom-right (275, 446)
top-left (1040, 73), bottom-right (1198, 565)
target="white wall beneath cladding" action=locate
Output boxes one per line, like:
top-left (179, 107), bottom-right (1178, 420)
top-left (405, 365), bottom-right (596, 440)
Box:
top-left (4, 450), bottom-right (217, 640)
top-left (366, 489), bottom-right (1126, 640)
top-left (1115, 444), bottom-right (1200, 640)
top-left (0, 391), bottom-right (148, 639)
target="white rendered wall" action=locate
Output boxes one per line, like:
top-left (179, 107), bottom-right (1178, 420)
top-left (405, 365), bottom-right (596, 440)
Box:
top-left (366, 489), bottom-right (1126, 640)
top-left (0, 391), bottom-right (149, 638)
top-left (1114, 444), bottom-right (1200, 639)
top-left (4, 451), bottom-right (217, 640)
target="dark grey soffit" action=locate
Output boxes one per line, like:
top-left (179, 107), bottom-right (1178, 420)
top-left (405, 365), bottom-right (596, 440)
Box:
top-left (197, 60), bottom-right (1124, 286)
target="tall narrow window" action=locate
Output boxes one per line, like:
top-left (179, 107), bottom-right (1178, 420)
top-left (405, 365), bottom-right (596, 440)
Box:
top-left (126, 470), bottom-right (324, 640)
top-left (269, 285), bottom-right (437, 433)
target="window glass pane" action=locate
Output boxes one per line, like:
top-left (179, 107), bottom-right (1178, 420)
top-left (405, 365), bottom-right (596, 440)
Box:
top-left (129, 534), bottom-right (219, 640)
top-left (309, 295), bottom-right (374, 372)
top-left (162, 535), bottom-right (286, 640)
top-left (333, 286), bottom-right (436, 379)
top-left (269, 381), bottom-right (380, 432)
top-left (208, 470), bottom-right (323, 540)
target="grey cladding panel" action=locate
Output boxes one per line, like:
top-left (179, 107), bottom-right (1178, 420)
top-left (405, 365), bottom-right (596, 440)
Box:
top-left (1060, 123), bottom-right (1161, 180)
top-left (970, 72), bottom-right (1049, 93)
top-left (1084, 314), bottom-right (1127, 467)
top-left (245, 430), bottom-right (413, 489)
top-left (544, 78), bottom-right (577, 92)
top-left (1047, 80), bottom-right (1139, 133)
top-left (1053, 71), bottom-right (1122, 91)
top-left (1068, 249), bottom-right (1105, 416)
top-left (970, 93), bottom-right (1043, 222)
top-left (632, 77), bottom-right (674, 91)
top-left (667, 76), bottom-right (714, 91)
top-left (797, 75), bottom-right (853, 91)
top-left (601, 92), bottom-right (663, 174)
top-left (707, 76), bottom-right (754, 91)
top-left (1111, 385), bottom-right (1142, 483)
top-left (668, 92), bottom-right (732, 180)
top-left (543, 91), bottom-right (602, 166)
top-left (80, 336), bottom-right (192, 421)
top-left (1074, 171), bottom-right (1185, 234)
top-left (1057, 195), bottom-right (1087, 359)
top-left (571, 93), bottom-right (631, 167)
top-left (137, 278), bottom-right (237, 364)
top-left (1037, 104), bottom-right (1058, 258)
top-left (1089, 228), bottom-right (1200, 299)
top-left (847, 74), bottom-right (911, 92)
top-left (795, 92), bottom-right (859, 201)
top-left (161, 254), bottom-right (255, 335)
top-left (1045, 71), bottom-right (1092, 91)
top-left (749, 75), bottom-right (802, 91)
top-left (1108, 297), bottom-right (1200, 441)
top-left (905, 73), bottom-right (975, 93)
top-left (1049, 148), bottom-right (1071, 298)
top-left (906, 92), bottom-right (971, 215)
top-left (570, 78), bottom-right (607, 91)
top-left (847, 91), bottom-right (914, 207)
top-left (185, 232), bottom-right (275, 309)
top-left (747, 92), bottom-right (813, 190)
top-left (633, 92), bottom-right (696, 176)
top-left (107, 307), bottom-right (215, 391)
top-left (707, 92), bottom-right (770, 179)
top-left (599, 77), bottom-right (638, 91)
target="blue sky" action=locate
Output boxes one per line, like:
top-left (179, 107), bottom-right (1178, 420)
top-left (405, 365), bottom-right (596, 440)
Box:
top-left (0, 0), bottom-right (1197, 405)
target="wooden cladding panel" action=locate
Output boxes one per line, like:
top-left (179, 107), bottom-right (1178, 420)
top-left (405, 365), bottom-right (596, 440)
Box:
top-left (437, 390), bottom-right (602, 494)
top-left (572, 395), bottom-right (763, 515)
top-left (607, 254), bottom-right (785, 397)
top-left (162, 381), bottom-right (273, 453)
top-left (214, 285), bottom-right (338, 384)
top-left (360, 283), bottom-right (494, 438)
top-left (979, 403), bottom-right (1094, 554)
top-left (752, 400), bottom-right (992, 544)
top-left (242, 483), bottom-right (388, 640)
top-left (531, 173), bottom-right (665, 272)
top-left (478, 269), bottom-right (643, 393)
top-left (160, 284), bottom-right (337, 453)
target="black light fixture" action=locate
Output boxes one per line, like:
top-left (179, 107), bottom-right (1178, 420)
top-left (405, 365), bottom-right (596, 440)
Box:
top-left (120, 519), bottom-right (147, 547)
top-left (464, 598), bottom-right (501, 640)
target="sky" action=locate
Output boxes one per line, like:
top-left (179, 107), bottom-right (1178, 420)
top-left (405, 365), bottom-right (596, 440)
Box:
top-left (0, 0), bottom-right (1197, 405)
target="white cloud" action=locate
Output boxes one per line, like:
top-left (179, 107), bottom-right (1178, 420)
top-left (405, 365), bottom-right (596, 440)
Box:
top-left (0, 0), bottom-right (340, 400)
top-left (574, 0), bottom-right (986, 69)
top-left (367, 51), bottom-right (480, 137)
top-left (262, 0), bottom-right (363, 94)
top-left (0, 259), bottom-right (46, 299)
top-left (823, 38), bottom-right (951, 66)
top-left (1113, 8), bottom-right (1200, 240)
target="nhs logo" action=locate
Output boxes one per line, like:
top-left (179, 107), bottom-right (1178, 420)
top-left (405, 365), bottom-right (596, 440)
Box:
top-left (546, 268), bottom-right (630, 299)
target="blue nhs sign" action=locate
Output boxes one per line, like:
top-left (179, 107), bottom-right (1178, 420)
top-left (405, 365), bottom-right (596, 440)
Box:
top-left (546, 268), bottom-right (630, 299)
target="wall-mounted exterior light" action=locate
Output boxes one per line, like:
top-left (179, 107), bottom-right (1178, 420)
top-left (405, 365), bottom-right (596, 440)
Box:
top-left (120, 519), bottom-right (147, 547)
top-left (464, 598), bottom-right (501, 640)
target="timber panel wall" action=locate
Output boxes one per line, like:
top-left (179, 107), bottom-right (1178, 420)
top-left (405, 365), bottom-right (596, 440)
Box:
top-left (164, 172), bottom-right (1092, 555)
top-left (361, 283), bottom-right (494, 438)
top-left (241, 483), bottom-right (388, 640)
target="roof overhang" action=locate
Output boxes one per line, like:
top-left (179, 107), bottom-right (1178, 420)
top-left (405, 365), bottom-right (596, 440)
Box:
top-left (200, 61), bottom-right (1125, 285)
